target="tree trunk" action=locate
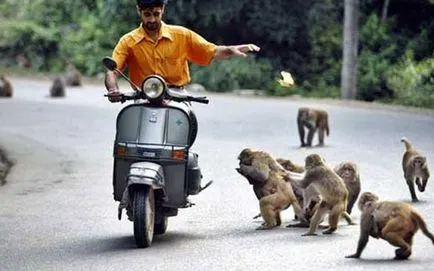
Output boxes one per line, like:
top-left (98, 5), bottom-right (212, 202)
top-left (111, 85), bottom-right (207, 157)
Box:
top-left (340, 0), bottom-right (359, 100)
top-left (381, 0), bottom-right (390, 24)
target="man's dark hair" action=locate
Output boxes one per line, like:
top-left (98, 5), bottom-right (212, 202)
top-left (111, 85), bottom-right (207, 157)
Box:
top-left (137, 0), bottom-right (167, 9)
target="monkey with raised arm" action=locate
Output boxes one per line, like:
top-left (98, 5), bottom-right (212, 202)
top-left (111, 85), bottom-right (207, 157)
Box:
top-left (236, 148), bottom-right (307, 229)
top-left (346, 192), bottom-right (434, 260)
top-left (0, 75), bottom-right (13, 97)
top-left (334, 161), bottom-right (361, 214)
top-left (297, 107), bottom-right (330, 147)
top-left (401, 137), bottom-right (430, 202)
top-left (288, 154), bottom-right (354, 235)
top-left (49, 77), bottom-right (66, 97)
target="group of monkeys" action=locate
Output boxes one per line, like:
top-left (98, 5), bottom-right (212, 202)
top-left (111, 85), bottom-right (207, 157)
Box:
top-left (0, 64), bottom-right (82, 99)
top-left (235, 107), bottom-right (433, 260)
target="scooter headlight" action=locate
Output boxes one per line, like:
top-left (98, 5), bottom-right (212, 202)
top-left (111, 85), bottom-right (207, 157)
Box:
top-left (141, 75), bottom-right (166, 100)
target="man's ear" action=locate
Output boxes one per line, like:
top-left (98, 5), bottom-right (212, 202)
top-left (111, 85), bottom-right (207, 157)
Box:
top-left (136, 5), bottom-right (141, 16)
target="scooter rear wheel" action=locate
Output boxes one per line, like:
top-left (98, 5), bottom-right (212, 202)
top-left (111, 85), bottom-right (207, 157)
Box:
top-left (133, 186), bottom-right (155, 248)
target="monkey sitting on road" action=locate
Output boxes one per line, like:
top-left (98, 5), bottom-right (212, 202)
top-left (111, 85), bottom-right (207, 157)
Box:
top-left (0, 75), bottom-right (13, 97)
top-left (346, 191), bottom-right (434, 260)
top-left (297, 107), bottom-right (330, 147)
top-left (276, 158), bottom-right (305, 173)
top-left (64, 64), bottom-right (82, 87)
top-left (288, 154), bottom-right (355, 235)
top-left (334, 161), bottom-right (361, 214)
top-left (236, 148), bottom-right (307, 230)
top-left (401, 137), bottom-right (430, 202)
top-left (49, 77), bottom-right (66, 98)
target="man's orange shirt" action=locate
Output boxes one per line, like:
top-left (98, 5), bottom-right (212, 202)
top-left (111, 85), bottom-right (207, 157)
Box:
top-left (112, 22), bottom-right (217, 87)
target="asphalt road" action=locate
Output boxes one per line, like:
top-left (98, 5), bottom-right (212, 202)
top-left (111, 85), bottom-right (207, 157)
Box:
top-left (1, 78), bottom-right (434, 271)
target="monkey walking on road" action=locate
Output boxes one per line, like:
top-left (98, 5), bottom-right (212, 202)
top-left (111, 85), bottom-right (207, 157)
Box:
top-left (346, 192), bottom-right (434, 260)
top-left (297, 107), bottom-right (330, 147)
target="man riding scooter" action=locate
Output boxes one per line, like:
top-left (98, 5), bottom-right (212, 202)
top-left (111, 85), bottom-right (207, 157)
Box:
top-left (104, 0), bottom-right (261, 101)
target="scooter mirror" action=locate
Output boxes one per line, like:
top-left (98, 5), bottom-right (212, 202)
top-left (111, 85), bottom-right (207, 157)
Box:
top-left (102, 57), bottom-right (117, 71)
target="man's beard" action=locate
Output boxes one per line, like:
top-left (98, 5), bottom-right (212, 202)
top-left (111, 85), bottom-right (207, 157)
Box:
top-left (145, 22), bottom-right (159, 31)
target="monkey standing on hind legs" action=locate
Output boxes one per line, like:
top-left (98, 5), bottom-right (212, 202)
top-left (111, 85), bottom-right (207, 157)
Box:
top-left (401, 137), bottom-right (430, 202)
top-left (287, 154), bottom-right (355, 236)
top-left (346, 192), bottom-right (434, 260)
top-left (297, 107), bottom-right (330, 147)
top-left (236, 148), bottom-right (307, 229)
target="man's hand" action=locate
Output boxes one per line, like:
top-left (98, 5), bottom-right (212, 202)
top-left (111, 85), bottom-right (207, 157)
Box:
top-left (214, 44), bottom-right (261, 60)
top-left (107, 90), bottom-right (123, 103)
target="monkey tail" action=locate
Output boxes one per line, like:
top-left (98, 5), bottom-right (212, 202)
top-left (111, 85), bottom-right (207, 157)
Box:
top-left (324, 118), bottom-right (330, 136)
top-left (411, 211), bottom-right (434, 244)
top-left (401, 137), bottom-right (413, 151)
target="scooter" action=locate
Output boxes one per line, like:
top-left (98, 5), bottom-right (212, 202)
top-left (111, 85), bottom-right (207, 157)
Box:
top-left (102, 57), bottom-right (213, 248)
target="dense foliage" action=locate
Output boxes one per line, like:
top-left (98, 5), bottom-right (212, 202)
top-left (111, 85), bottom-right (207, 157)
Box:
top-left (0, 0), bottom-right (433, 107)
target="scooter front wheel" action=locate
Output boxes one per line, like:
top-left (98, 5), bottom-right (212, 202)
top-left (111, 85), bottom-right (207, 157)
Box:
top-left (133, 186), bottom-right (155, 248)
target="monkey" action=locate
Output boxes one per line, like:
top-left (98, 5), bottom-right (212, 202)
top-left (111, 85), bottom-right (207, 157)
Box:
top-left (0, 75), bottom-right (13, 97)
top-left (333, 161), bottom-right (361, 214)
top-left (16, 53), bottom-right (31, 68)
top-left (401, 137), bottom-right (430, 202)
top-left (297, 107), bottom-right (330, 147)
top-left (0, 149), bottom-right (13, 185)
top-left (49, 77), bottom-right (66, 98)
top-left (288, 154), bottom-right (354, 235)
top-left (64, 63), bottom-right (82, 87)
top-left (236, 148), bottom-right (307, 229)
top-left (346, 191), bottom-right (434, 260)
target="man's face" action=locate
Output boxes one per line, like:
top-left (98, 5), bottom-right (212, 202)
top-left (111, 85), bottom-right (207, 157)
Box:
top-left (138, 6), bottom-right (164, 32)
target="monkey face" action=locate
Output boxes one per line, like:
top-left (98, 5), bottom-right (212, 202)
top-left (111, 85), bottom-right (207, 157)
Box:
top-left (412, 156), bottom-right (426, 169)
top-left (305, 154), bottom-right (323, 169)
top-left (358, 192), bottom-right (379, 211)
top-left (238, 148), bottom-right (254, 165)
top-left (340, 165), bottom-right (356, 180)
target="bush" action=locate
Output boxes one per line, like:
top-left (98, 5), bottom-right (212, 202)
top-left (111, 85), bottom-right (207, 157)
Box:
top-left (386, 52), bottom-right (434, 108)
top-left (190, 56), bottom-right (274, 92)
top-left (0, 20), bottom-right (59, 70)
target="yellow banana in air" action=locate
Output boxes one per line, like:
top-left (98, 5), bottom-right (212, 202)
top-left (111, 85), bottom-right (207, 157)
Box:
top-left (277, 71), bottom-right (295, 87)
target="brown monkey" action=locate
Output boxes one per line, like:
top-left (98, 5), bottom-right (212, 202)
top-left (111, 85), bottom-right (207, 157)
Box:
top-left (346, 192), bottom-right (434, 260)
top-left (401, 137), bottom-right (430, 202)
top-left (64, 64), bottom-right (82, 86)
top-left (297, 107), bottom-right (330, 147)
top-left (334, 161), bottom-right (361, 214)
top-left (49, 77), bottom-right (66, 98)
top-left (0, 75), bottom-right (13, 97)
top-left (289, 154), bottom-right (354, 235)
top-left (236, 148), bottom-right (307, 229)
top-left (276, 157), bottom-right (322, 225)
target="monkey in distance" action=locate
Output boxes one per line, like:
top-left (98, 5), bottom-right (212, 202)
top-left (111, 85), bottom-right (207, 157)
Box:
top-left (64, 63), bottom-right (82, 87)
top-left (236, 148), bottom-right (307, 229)
top-left (297, 107), bottom-right (330, 147)
top-left (0, 75), bottom-right (13, 97)
top-left (288, 154), bottom-right (354, 235)
top-left (333, 161), bottom-right (361, 214)
top-left (49, 77), bottom-right (66, 98)
top-left (346, 191), bottom-right (434, 260)
top-left (401, 137), bottom-right (430, 202)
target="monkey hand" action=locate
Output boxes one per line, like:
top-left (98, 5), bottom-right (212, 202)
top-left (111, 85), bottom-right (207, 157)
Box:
top-left (345, 253), bottom-right (360, 259)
